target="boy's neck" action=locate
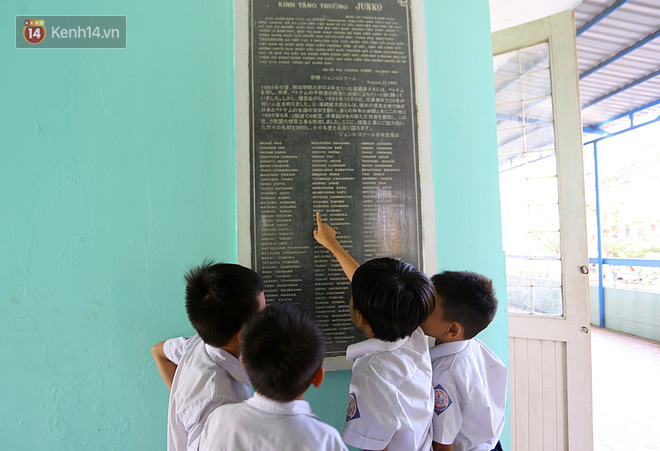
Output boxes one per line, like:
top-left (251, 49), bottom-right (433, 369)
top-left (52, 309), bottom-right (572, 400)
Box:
top-left (357, 323), bottom-right (375, 339)
top-left (221, 339), bottom-right (240, 358)
top-left (217, 331), bottom-right (242, 358)
top-left (255, 391), bottom-right (307, 402)
top-left (434, 334), bottom-right (467, 345)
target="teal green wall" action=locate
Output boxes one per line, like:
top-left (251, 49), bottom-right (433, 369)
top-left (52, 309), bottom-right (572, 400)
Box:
top-left (1, 0), bottom-right (507, 448)
top-left (424, 0), bottom-right (511, 448)
top-left (1, 1), bottom-right (237, 449)
top-left (424, 0), bottom-right (508, 340)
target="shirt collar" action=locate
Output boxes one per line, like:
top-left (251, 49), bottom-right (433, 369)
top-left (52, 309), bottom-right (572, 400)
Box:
top-left (204, 344), bottom-right (248, 385)
top-left (429, 339), bottom-right (469, 360)
top-left (346, 334), bottom-right (409, 361)
top-left (247, 392), bottom-right (318, 418)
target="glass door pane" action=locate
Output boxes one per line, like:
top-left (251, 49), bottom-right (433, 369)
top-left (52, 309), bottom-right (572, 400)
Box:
top-left (494, 42), bottom-right (563, 316)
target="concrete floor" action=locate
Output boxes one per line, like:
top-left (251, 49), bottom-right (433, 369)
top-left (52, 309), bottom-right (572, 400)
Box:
top-left (592, 326), bottom-right (660, 451)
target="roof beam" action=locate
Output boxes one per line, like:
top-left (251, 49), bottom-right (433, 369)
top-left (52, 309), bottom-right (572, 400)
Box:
top-left (584, 97), bottom-right (660, 129)
top-left (582, 67), bottom-right (660, 109)
top-left (583, 113), bottom-right (660, 146)
top-left (583, 125), bottom-right (609, 136)
top-left (580, 29), bottom-right (660, 79)
top-left (577, 0), bottom-right (631, 36)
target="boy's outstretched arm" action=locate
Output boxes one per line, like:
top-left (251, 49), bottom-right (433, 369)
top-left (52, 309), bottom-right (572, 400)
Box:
top-left (313, 212), bottom-right (359, 281)
top-left (151, 341), bottom-right (178, 389)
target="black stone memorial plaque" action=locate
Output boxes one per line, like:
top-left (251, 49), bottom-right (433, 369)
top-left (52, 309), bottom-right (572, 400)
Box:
top-left (250, 0), bottom-right (423, 357)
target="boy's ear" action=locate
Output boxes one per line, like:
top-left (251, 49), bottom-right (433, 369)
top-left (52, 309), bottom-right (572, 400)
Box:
top-left (356, 312), bottom-right (367, 328)
top-left (228, 330), bottom-right (241, 346)
top-left (311, 367), bottom-right (325, 388)
top-left (448, 322), bottom-right (463, 339)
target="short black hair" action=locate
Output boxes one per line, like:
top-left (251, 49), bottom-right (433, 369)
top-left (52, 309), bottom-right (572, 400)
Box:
top-left (185, 260), bottom-right (264, 348)
top-left (352, 257), bottom-right (435, 342)
top-left (240, 302), bottom-right (325, 402)
top-left (431, 271), bottom-right (498, 339)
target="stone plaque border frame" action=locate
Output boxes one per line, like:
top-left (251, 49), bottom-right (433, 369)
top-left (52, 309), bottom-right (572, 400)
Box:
top-left (235, 0), bottom-right (436, 370)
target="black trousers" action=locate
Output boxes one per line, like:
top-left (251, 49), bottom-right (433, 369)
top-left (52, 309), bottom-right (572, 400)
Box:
top-left (491, 441), bottom-right (503, 451)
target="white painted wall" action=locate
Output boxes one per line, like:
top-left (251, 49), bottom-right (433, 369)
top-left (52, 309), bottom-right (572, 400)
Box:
top-left (489, 0), bottom-right (582, 31)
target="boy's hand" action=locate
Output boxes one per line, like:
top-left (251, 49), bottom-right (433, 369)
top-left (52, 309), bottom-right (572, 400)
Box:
top-left (313, 212), bottom-right (359, 281)
top-left (314, 212), bottom-right (340, 251)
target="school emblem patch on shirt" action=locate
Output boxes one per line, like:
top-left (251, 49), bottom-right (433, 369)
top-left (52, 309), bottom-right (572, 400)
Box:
top-left (346, 392), bottom-right (361, 422)
top-left (434, 384), bottom-right (452, 415)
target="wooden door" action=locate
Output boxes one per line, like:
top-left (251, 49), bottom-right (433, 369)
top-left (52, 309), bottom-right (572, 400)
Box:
top-left (492, 11), bottom-right (593, 451)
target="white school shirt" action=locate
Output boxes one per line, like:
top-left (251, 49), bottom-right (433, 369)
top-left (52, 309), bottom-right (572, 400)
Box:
top-left (164, 335), bottom-right (251, 451)
top-left (343, 327), bottom-right (434, 451)
top-left (430, 338), bottom-right (508, 451)
top-left (198, 392), bottom-right (348, 451)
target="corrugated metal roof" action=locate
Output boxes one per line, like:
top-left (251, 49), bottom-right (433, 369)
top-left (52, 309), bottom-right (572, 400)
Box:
top-left (575, 0), bottom-right (660, 129)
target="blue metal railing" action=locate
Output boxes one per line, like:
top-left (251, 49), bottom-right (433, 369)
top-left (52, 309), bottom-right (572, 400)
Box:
top-left (583, 103), bottom-right (660, 327)
top-left (587, 258), bottom-right (660, 328)
top-left (588, 258), bottom-right (660, 268)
